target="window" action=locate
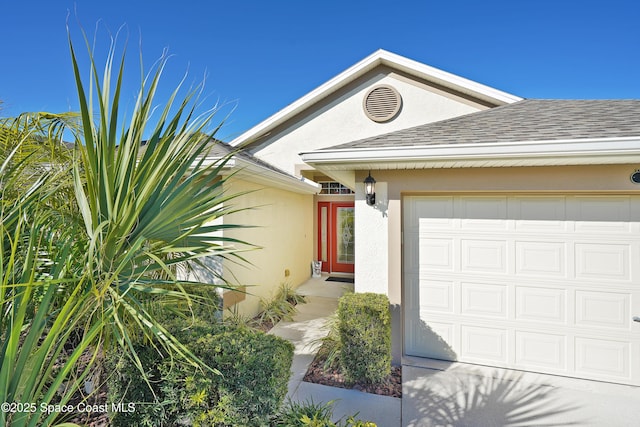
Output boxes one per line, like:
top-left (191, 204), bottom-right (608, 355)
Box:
top-left (319, 182), bottom-right (354, 195)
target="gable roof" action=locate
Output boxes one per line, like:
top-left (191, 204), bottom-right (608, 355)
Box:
top-left (229, 49), bottom-right (522, 149)
top-left (301, 99), bottom-right (640, 172)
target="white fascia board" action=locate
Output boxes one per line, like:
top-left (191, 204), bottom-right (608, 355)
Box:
top-left (230, 49), bottom-right (522, 148)
top-left (196, 155), bottom-right (319, 193)
top-left (374, 50), bottom-right (523, 105)
top-left (229, 51), bottom-right (383, 148)
top-left (300, 136), bottom-right (640, 168)
top-left (231, 158), bottom-right (321, 194)
top-left (195, 157), bottom-right (236, 169)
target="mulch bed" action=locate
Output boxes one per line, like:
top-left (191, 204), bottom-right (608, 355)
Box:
top-left (303, 348), bottom-right (402, 398)
top-left (52, 346), bottom-right (111, 427)
top-left (253, 318), bottom-right (277, 333)
top-left (64, 388), bottom-right (110, 427)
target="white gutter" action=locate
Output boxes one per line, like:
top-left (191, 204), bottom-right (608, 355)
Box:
top-left (196, 156), bottom-right (319, 194)
top-left (196, 157), bottom-right (236, 169)
top-left (228, 158), bottom-right (320, 194)
top-left (300, 136), bottom-right (640, 168)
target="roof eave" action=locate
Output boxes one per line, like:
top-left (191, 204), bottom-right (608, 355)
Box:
top-left (300, 136), bottom-right (640, 170)
top-left (227, 157), bottom-right (321, 194)
top-left (376, 50), bottom-right (523, 105)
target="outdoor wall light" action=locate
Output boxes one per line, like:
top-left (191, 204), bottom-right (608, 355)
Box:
top-left (364, 171), bottom-right (376, 206)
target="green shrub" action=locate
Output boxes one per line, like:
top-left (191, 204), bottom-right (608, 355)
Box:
top-left (206, 326), bottom-right (294, 425)
top-left (337, 292), bottom-right (391, 384)
top-left (159, 354), bottom-right (234, 426)
top-left (106, 316), bottom-right (294, 426)
top-left (182, 284), bottom-right (223, 324)
top-left (105, 344), bottom-right (168, 426)
top-left (105, 316), bottom-right (226, 426)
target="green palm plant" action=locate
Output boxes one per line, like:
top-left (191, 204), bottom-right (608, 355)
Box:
top-left (0, 112), bottom-right (80, 222)
top-left (0, 111), bottom-right (78, 165)
top-left (0, 147), bottom-right (98, 427)
top-left (66, 28), bottom-right (252, 375)
top-left (0, 26), bottom-right (252, 426)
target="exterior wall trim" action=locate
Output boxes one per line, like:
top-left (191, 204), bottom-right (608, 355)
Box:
top-left (301, 136), bottom-right (640, 169)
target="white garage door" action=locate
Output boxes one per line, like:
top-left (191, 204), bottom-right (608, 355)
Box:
top-left (404, 195), bottom-right (640, 386)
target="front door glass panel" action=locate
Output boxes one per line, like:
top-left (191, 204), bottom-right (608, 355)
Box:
top-left (336, 207), bottom-right (355, 264)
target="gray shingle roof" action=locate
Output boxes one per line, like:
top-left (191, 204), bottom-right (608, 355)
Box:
top-left (205, 140), bottom-right (297, 178)
top-left (324, 99), bottom-right (640, 150)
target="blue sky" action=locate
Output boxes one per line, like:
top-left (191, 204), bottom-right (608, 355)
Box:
top-left (1, 0), bottom-right (639, 141)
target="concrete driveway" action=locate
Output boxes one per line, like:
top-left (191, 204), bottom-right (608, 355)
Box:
top-left (402, 357), bottom-right (640, 427)
top-left (277, 277), bottom-right (640, 426)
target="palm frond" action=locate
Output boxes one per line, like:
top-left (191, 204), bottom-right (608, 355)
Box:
top-left (67, 26), bottom-right (253, 376)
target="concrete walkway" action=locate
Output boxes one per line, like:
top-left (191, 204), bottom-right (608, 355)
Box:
top-left (270, 275), bottom-right (640, 427)
top-left (269, 275), bottom-right (402, 426)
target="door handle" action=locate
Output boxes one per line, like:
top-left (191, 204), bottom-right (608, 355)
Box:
top-left (634, 316), bottom-right (640, 323)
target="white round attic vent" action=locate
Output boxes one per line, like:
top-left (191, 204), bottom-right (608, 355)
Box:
top-left (363, 84), bottom-right (402, 122)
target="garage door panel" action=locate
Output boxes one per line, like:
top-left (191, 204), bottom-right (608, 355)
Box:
top-left (512, 196), bottom-right (567, 228)
top-left (404, 194), bottom-right (640, 386)
top-left (516, 241), bottom-right (567, 277)
top-left (460, 196), bottom-right (508, 219)
top-left (404, 274), bottom-right (420, 311)
top-left (572, 196), bottom-right (636, 234)
top-left (461, 325), bottom-right (507, 363)
top-left (575, 337), bottom-right (630, 380)
top-left (404, 232), bottom-right (419, 272)
top-left (575, 221), bottom-right (632, 233)
top-left (460, 196), bottom-right (508, 230)
top-left (418, 279), bottom-right (454, 313)
top-left (575, 243), bottom-right (630, 280)
top-left (419, 238), bottom-right (454, 271)
top-left (461, 282), bottom-right (507, 318)
top-left (460, 218), bottom-right (509, 231)
top-left (515, 219), bottom-right (567, 232)
top-left (515, 286), bottom-right (566, 324)
top-left (406, 318), bottom-right (457, 361)
top-left (573, 196), bottom-right (631, 223)
top-left (461, 239), bottom-right (507, 274)
top-left (515, 331), bottom-right (566, 370)
top-left (407, 196), bottom-right (454, 232)
top-left (575, 291), bottom-right (630, 329)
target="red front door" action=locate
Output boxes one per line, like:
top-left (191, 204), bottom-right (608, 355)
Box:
top-left (317, 202), bottom-right (355, 274)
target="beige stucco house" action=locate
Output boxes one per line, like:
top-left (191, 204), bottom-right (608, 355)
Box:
top-left (217, 49), bottom-right (640, 388)
top-left (182, 142), bottom-right (319, 316)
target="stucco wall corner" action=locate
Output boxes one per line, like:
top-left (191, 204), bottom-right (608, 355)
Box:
top-left (354, 182), bottom-right (388, 296)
